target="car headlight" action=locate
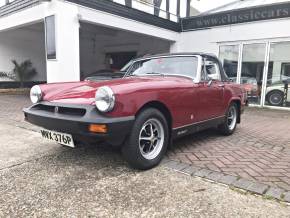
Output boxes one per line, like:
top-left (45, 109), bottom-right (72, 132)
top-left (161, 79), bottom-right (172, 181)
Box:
top-left (30, 85), bottom-right (42, 104)
top-left (95, 86), bottom-right (115, 112)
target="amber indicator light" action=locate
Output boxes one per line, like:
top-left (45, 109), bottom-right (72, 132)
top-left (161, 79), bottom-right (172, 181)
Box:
top-left (88, 124), bottom-right (108, 133)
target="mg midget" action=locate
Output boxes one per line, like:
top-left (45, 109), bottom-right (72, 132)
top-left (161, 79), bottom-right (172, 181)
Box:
top-left (23, 53), bottom-right (247, 170)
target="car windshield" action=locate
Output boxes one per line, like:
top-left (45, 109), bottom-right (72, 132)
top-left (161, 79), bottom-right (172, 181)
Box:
top-left (126, 56), bottom-right (198, 79)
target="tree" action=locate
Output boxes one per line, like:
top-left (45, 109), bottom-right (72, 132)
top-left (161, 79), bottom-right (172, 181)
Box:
top-left (11, 60), bottom-right (37, 88)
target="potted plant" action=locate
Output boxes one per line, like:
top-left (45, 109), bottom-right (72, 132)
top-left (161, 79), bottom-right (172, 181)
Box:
top-left (11, 60), bottom-right (37, 88)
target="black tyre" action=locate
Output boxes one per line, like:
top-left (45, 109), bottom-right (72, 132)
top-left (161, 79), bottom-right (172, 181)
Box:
top-left (122, 108), bottom-right (169, 170)
top-left (267, 90), bottom-right (284, 106)
top-left (218, 102), bottom-right (238, 136)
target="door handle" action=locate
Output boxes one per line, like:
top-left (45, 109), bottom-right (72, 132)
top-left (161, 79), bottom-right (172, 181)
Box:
top-left (218, 84), bottom-right (225, 88)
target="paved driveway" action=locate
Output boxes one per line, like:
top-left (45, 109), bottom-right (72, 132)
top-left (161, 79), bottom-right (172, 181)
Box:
top-left (168, 108), bottom-right (290, 191)
top-left (0, 94), bottom-right (290, 217)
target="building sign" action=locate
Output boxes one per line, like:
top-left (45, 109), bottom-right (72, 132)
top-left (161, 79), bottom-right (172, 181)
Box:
top-left (181, 2), bottom-right (290, 31)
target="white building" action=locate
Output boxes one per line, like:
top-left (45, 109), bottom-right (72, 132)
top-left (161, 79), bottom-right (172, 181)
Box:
top-left (0, 0), bottom-right (290, 110)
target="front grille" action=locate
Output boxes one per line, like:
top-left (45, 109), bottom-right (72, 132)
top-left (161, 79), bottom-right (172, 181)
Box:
top-left (32, 104), bottom-right (86, 117)
top-left (58, 107), bottom-right (86, 116)
top-left (33, 104), bottom-right (55, 112)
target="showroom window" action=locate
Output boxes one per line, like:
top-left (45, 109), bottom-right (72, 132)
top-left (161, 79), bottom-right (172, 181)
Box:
top-left (241, 43), bottom-right (266, 105)
top-left (220, 41), bottom-right (290, 110)
top-left (264, 42), bottom-right (290, 108)
top-left (219, 45), bottom-right (239, 83)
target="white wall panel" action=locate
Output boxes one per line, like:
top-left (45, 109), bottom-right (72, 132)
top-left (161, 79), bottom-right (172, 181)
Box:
top-left (45, 0), bottom-right (80, 83)
top-left (0, 23), bottom-right (46, 81)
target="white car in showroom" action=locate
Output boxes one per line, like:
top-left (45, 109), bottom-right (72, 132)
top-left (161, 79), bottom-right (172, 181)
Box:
top-left (266, 80), bottom-right (290, 106)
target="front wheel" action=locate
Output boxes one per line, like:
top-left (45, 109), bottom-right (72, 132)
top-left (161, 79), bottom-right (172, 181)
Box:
top-left (267, 90), bottom-right (284, 106)
top-left (122, 108), bottom-right (169, 170)
top-left (218, 102), bottom-right (238, 135)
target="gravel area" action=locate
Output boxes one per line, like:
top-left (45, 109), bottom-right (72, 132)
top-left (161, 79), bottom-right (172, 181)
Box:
top-left (0, 119), bottom-right (289, 217)
top-left (1, 94), bottom-right (290, 217)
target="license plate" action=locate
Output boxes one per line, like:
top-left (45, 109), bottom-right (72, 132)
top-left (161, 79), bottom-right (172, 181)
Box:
top-left (40, 129), bottom-right (75, 148)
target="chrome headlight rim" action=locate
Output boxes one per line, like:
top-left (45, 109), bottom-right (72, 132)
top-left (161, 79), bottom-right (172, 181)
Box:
top-left (30, 85), bottom-right (42, 104)
top-left (95, 86), bottom-right (115, 112)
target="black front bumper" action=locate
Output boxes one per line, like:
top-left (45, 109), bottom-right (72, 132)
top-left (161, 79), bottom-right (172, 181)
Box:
top-left (23, 102), bottom-right (135, 146)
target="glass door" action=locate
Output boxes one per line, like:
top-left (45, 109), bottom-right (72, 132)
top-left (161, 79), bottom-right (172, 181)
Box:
top-left (241, 43), bottom-right (267, 105)
top-left (264, 42), bottom-right (290, 108)
top-left (219, 45), bottom-right (240, 83)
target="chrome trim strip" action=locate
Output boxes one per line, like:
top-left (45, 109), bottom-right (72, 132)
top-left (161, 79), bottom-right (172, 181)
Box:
top-left (173, 115), bottom-right (225, 130)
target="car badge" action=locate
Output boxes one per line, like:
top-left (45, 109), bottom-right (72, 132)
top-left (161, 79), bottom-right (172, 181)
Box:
top-left (54, 106), bottom-right (59, 113)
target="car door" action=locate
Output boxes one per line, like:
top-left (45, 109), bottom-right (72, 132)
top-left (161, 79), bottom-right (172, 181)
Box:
top-left (196, 57), bottom-right (225, 121)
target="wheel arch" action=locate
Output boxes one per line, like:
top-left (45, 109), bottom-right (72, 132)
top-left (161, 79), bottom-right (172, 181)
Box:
top-left (136, 101), bottom-right (173, 130)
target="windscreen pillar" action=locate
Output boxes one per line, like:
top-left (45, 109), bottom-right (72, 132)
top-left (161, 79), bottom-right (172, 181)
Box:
top-left (45, 2), bottom-right (80, 83)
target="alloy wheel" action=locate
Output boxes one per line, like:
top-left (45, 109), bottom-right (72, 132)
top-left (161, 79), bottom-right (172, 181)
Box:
top-left (139, 118), bottom-right (164, 160)
top-left (227, 105), bottom-right (237, 131)
top-left (269, 92), bottom-right (283, 106)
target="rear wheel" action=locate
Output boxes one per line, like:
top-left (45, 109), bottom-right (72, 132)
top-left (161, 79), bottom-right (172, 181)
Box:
top-left (267, 90), bottom-right (284, 106)
top-left (218, 102), bottom-right (238, 135)
top-left (122, 108), bottom-right (169, 170)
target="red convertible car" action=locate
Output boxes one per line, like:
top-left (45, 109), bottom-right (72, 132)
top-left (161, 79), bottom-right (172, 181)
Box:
top-left (23, 53), bottom-right (247, 170)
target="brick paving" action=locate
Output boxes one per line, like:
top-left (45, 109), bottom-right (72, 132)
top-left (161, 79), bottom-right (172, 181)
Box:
top-left (168, 107), bottom-right (290, 191)
top-left (1, 94), bottom-right (290, 194)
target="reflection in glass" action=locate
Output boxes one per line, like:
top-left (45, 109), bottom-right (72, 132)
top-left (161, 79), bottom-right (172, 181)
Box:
top-left (219, 45), bottom-right (239, 82)
top-left (241, 44), bottom-right (266, 105)
top-left (265, 42), bottom-right (290, 108)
